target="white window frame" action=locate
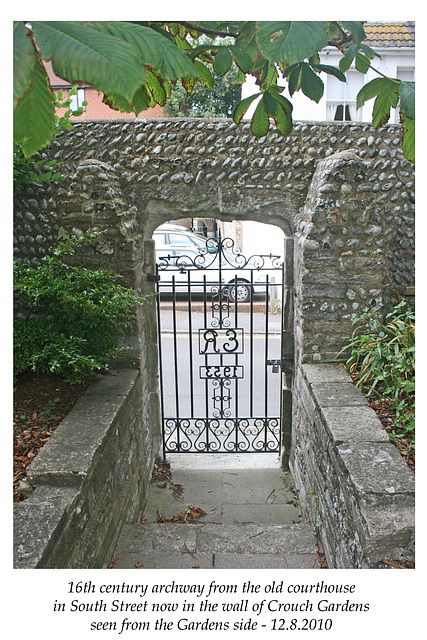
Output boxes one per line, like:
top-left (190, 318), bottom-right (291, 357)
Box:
top-left (69, 87), bottom-right (86, 111)
top-left (326, 69), bottom-right (364, 123)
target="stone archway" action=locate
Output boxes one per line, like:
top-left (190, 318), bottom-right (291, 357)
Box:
top-left (13, 118), bottom-right (415, 568)
top-left (13, 118), bottom-right (414, 467)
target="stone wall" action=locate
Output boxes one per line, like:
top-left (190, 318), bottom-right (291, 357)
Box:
top-left (13, 118), bottom-right (415, 561)
top-left (13, 118), bottom-right (415, 366)
top-left (290, 363), bottom-right (415, 568)
top-left (13, 370), bottom-right (157, 568)
top-left (295, 150), bottom-right (392, 362)
top-left (14, 118), bottom-right (414, 296)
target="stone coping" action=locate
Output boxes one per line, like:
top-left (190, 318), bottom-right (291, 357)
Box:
top-left (292, 363), bottom-right (415, 567)
top-left (13, 370), bottom-right (140, 569)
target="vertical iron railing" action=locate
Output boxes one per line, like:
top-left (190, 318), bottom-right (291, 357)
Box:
top-left (156, 236), bottom-right (289, 455)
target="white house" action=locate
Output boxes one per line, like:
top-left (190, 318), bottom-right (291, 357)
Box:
top-left (232, 22), bottom-right (414, 271)
top-left (241, 21), bottom-right (415, 124)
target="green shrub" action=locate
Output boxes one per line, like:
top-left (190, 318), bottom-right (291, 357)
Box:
top-left (339, 300), bottom-right (415, 451)
top-left (14, 237), bottom-right (149, 383)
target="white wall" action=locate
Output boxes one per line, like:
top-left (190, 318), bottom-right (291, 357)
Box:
top-left (240, 221), bottom-right (284, 260)
top-left (241, 48), bottom-right (414, 124)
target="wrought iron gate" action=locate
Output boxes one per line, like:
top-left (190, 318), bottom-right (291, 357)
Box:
top-left (155, 234), bottom-right (290, 456)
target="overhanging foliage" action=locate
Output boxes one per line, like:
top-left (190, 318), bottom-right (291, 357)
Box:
top-left (13, 21), bottom-right (415, 163)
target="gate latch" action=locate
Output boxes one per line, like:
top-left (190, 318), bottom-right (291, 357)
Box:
top-left (146, 273), bottom-right (160, 282)
top-left (267, 356), bottom-right (294, 373)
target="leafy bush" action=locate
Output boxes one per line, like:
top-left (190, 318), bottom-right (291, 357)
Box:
top-left (14, 237), bottom-right (149, 383)
top-left (339, 300), bottom-right (415, 451)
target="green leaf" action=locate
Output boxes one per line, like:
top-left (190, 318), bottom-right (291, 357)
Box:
top-left (181, 75), bottom-right (196, 94)
top-left (189, 43), bottom-right (218, 60)
top-left (339, 55), bottom-right (352, 73)
top-left (287, 65), bottom-right (303, 96)
top-left (399, 81), bottom-right (415, 119)
top-left (32, 21), bottom-right (147, 104)
top-left (236, 69), bottom-right (246, 84)
top-left (229, 45), bottom-right (253, 73)
top-left (359, 42), bottom-right (380, 60)
top-left (357, 77), bottom-right (400, 127)
top-left (311, 63), bottom-right (346, 82)
top-left (263, 91), bottom-right (278, 117)
top-left (355, 52), bottom-right (370, 73)
top-left (372, 92), bottom-right (399, 129)
top-left (400, 112), bottom-right (415, 164)
top-left (193, 60), bottom-right (214, 89)
top-left (235, 21), bottom-right (260, 60)
top-left (255, 21), bottom-right (329, 66)
top-left (214, 47), bottom-right (233, 75)
top-left (232, 92), bottom-right (261, 125)
top-left (251, 97), bottom-right (269, 136)
top-left (259, 62), bottom-right (279, 89)
top-left (104, 86), bottom-right (151, 114)
top-left (13, 22), bottom-right (36, 110)
top-left (272, 95), bottom-right (293, 136)
top-left (89, 21), bottom-right (198, 81)
top-left (146, 70), bottom-right (166, 105)
top-left (326, 22), bottom-right (343, 41)
top-left (340, 21), bottom-right (366, 45)
top-left (13, 54), bottom-right (56, 158)
top-left (343, 43), bottom-right (358, 59)
top-left (286, 62), bottom-right (324, 102)
top-left (300, 64), bottom-right (324, 103)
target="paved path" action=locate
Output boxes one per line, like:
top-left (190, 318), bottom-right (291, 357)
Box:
top-left (112, 455), bottom-right (320, 570)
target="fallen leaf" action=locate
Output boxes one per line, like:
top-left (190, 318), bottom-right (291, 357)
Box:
top-left (109, 555), bottom-right (119, 568)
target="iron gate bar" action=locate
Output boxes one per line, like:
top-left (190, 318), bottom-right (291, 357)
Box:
top-left (250, 270), bottom-right (254, 418)
top-left (172, 275), bottom-right (180, 451)
top-left (156, 274), bottom-right (165, 447)
top-left (264, 274), bottom-right (269, 422)
top-left (234, 277), bottom-right (239, 441)
top-left (187, 270), bottom-right (194, 418)
top-left (203, 275), bottom-right (209, 450)
top-left (155, 235), bottom-right (288, 456)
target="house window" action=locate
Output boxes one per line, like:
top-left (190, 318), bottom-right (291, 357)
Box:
top-left (393, 67), bottom-right (415, 123)
top-left (326, 70), bottom-right (364, 122)
top-left (69, 87), bottom-right (86, 111)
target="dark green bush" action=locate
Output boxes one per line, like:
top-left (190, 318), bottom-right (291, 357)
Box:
top-left (14, 237), bottom-right (149, 383)
top-left (339, 300), bottom-right (415, 452)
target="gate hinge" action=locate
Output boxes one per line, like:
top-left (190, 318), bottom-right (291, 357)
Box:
top-left (146, 274), bottom-right (160, 282)
top-left (281, 355), bottom-right (294, 372)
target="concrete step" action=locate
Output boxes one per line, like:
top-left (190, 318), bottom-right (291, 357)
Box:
top-left (111, 456), bottom-right (320, 569)
top-left (112, 522), bottom-right (319, 569)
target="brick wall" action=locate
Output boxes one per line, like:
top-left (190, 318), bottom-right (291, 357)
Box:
top-left (56, 86), bottom-right (164, 120)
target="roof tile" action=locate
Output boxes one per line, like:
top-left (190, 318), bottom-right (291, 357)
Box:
top-left (364, 21), bottom-right (415, 48)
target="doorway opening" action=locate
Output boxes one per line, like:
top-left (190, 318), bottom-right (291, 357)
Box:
top-left (151, 219), bottom-right (293, 463)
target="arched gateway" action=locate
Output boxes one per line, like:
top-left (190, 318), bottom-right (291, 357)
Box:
top-left (13, 117), bottom-right (414, 465)
top-left (13, 117), bottom-right (415, 568)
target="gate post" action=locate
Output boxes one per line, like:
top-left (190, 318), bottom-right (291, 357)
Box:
top-left (281, 236), bottom-right (294, 468)
top-left (293, 150), bottom-right (390, 365)
top-left (140, 239), bottom-right (163, 458)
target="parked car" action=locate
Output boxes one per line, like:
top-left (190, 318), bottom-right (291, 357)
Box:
top-left (153, 226), bottom-right (277, 302)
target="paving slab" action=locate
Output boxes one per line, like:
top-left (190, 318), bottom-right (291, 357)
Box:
top-left (112, 455), bottom-right (319, 569)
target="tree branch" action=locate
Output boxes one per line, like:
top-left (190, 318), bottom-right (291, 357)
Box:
top-left (177, 21), bottom-right (239, 39)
